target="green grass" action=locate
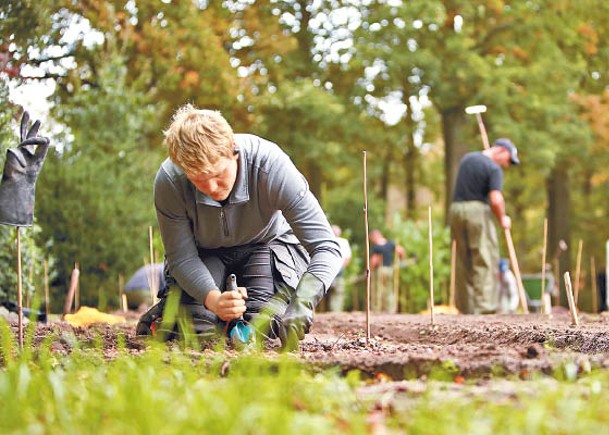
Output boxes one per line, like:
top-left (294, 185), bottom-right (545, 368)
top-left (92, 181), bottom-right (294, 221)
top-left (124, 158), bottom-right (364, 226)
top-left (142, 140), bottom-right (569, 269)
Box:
top-left (0, 323), bottom-right (365, 434)
top-left (391, 375), bottom-right (609, 434)
top-left (3, 318), bottom-right (609, 434)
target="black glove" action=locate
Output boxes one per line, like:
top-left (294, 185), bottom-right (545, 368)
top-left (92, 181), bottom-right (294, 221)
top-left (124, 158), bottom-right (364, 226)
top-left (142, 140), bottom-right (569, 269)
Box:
top-left (249, 295), bottom-right (289, 341)
top-left (275, 272), bottom-right (326, 351)
top-left (0, 111), bottom-right (50, 226)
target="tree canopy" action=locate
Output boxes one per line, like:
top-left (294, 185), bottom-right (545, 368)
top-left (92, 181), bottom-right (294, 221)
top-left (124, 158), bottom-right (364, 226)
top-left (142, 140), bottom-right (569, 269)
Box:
top-left (2, 0), bottom-right (609, 310)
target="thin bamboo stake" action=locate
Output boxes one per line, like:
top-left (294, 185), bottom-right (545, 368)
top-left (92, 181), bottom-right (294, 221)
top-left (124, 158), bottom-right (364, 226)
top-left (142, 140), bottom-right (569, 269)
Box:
top-left (27, 261), bottom-right (33, 309)
top-left (74, 272), bottom-right (80, 312)
top-left (428, 206), bottom-right (435, 326)
top-left (143, 256), bottom-right (152, 304)
top-left (363, 151), bottom-right (371, 345)
top-left (449, 239), bottom-right (456, 310)
top-left (541, 218), bottom-right (549, 315)
top-left (393, 240), bottom-right (399, 313)
top-left (119, 273), bottom-right (126, 313)
top-left (16, 227), bottom-right (23, 349)
top-left (44, 259), bottom-right (50, 319)
top-left (352, 278), bottom-right (359, 311)
top-left (591, 257), bottom-right (598, 314)
top-left (574, 239), bottom-right (583, 305)
top-left (376, 268), bottom-right (382, 313)
top-left (149, 226), bottom-right (157, 304)
top-left (504, 228), bottom-right (529, 314)
top-left (63, 262), bottom-right (80, 316)
top-left (564, 272), bottom-right (580, 326)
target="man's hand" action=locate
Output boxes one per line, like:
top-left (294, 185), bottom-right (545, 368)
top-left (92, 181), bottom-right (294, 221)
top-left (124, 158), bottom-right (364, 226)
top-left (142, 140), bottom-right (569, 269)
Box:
top-left (205, 287), bottom-right (247, 321)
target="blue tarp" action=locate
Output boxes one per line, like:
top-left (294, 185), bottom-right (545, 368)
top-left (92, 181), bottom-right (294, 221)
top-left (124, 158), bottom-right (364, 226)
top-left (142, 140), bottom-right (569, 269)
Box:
top-left (125, 263), bottom-right (165, 292)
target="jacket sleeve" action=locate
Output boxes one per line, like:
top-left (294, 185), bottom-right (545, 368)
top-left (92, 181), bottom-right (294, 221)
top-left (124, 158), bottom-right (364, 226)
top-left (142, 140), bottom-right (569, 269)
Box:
top-left (154, 166), bottom-right (218, 304)
top-left (263, 151), bottom-right (342, 290)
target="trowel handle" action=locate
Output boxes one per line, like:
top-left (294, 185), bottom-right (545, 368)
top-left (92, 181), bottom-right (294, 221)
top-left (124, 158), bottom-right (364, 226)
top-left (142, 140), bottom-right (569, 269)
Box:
top-left (226, 273), bottom-right (238, 292)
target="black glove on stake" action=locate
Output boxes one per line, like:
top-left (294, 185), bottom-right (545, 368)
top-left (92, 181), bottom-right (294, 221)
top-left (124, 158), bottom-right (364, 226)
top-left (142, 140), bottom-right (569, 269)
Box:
top-left (0, 111), bottom-right (50, 226)
top-left (0, 111), bottom-right (50, 350)
top-left (276, 272), bottom-right (326, 351)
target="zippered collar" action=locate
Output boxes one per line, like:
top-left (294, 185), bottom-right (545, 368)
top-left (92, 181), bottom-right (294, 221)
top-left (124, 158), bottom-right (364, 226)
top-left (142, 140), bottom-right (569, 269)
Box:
top-left (194, 144), bottom-right (250, 207)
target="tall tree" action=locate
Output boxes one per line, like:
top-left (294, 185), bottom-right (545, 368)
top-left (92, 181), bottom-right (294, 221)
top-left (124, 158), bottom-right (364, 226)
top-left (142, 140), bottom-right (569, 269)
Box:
top-left (37, 49), bottom-right (159, 307)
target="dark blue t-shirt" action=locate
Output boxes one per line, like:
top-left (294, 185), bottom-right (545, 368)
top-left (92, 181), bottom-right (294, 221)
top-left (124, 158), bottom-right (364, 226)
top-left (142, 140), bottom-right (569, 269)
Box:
top-left (452, 152), bottom-right (503, 203)
top-left (372, 240), bottom-right (396, 267)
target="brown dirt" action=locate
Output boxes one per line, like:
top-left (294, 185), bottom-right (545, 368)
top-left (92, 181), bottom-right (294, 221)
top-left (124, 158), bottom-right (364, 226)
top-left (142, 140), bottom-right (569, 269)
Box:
top-left (303, 311), bottom-right (609, 379)
top-left (9, 310), bottom-right (609, 379)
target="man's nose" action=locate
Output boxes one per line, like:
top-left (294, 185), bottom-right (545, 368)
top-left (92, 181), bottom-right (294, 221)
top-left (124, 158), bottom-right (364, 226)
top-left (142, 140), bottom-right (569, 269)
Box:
top-left (198, 179), bottom-right (217, 194)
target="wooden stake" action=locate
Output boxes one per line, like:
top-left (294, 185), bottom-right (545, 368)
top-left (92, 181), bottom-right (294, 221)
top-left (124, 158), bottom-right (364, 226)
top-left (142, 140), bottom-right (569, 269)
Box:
top-left (393, 240), bottom-right (400, 313)
top-left (352, 278), bottom-right (359, 311)
top-left (27, 261), bottom-right (33, 309)
top-left (449, 239), bottom-right (456, 310)
top-left (428, 206), bottom-right (435, 325)
top-left (591, 257), bottom-right (598, 314)
top-left (63, 262), bottom-right (80, 316)
top-left (118, 273), bottom-right (126, 313)
top-left (375, 268), bottom-right (382, 313)
top-left (363, 151), bottom-right (371, 345)
top-left (564, 271), bottom-right (580, 326)
top-left (143, 257), bottom-right (154, 307)
top-left (44, 259), bottom-right (50, 319)
top-left (16, 227), bottom-right (23, 349)
top-left (574, 239), bottom-right (583, 305)
top-left (74, 271), bottom-right (80, 312)
top-left (149, 226), bottom-right (157, 304)
top-left (541, 218), bottom-right (549, 315)
top-left (504, 228), bottom-right (529, 314)
top-left (121, 294), bottom-right (128, 313)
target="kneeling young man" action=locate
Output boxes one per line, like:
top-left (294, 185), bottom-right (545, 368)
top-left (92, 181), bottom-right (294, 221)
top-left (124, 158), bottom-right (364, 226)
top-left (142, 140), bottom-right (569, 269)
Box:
top-left (137, 104), bottom-right (342, 349)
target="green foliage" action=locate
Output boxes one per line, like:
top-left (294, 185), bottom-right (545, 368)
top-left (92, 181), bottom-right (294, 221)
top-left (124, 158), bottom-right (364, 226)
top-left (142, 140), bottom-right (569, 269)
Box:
top-left (0, 321), bottom-right (366, 434)
top-left (0, 83), bottom-right (50, 303)
top-left (389, 374), bottom-right (609, 434)
top-left (36, 51), bottom-right (161, 310)
top-left (256, 79), bottom-right (355, 197)
top-left (4, 318), bottom-right (609, 434)
top-left (4, 0), bottom-right (609, 313)
top-left (390, 214), bottom-right (451, 313)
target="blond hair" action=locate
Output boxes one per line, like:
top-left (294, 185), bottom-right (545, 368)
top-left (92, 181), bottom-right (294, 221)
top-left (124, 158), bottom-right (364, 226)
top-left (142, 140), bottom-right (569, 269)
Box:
top-left (164, 103), bottom-right (235, 175)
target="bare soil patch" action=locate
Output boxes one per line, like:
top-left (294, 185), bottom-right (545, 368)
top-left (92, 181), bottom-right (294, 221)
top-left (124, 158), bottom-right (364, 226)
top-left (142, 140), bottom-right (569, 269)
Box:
top-left (303, 311), bottom-right (609, 379)
top-left (10, 310), bottom-right (609, 379)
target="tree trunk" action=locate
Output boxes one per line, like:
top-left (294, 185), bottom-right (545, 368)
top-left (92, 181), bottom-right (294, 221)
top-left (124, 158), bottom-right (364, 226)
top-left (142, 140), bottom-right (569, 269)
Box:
top-left (307, 161), bottom-right (323, 201)
top-left (380, 157), bottom-right (390, 203)
top-left (442, 107), bottom-right (469, 220)
top-left (404, 145), bottom-right (416, 219)
top-left (403, 109), bottom-right (418, 220)
top-left (547, 160), bottom-right (571, 306)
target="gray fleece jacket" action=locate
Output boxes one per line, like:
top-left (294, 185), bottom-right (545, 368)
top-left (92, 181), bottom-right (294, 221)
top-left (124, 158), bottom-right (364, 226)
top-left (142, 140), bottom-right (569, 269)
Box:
top-left (154, 133), bottom-right (342, 305)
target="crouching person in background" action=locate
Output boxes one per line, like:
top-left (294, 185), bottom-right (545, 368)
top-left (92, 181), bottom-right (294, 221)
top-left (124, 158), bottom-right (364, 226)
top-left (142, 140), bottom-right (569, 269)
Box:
top-left (136, 104), bottom-right (342, 350)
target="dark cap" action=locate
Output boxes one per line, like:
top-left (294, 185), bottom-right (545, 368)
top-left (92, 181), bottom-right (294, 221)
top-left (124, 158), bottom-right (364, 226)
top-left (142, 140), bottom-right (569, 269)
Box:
top-left (493, 138), bottom-right (520, 165)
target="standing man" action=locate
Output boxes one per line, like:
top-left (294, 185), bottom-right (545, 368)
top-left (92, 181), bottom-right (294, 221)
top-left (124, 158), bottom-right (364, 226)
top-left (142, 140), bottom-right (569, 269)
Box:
top-left (449, 138), bottom-right (520, 314)
top-left (137, 104), bottom-right (342, 349)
